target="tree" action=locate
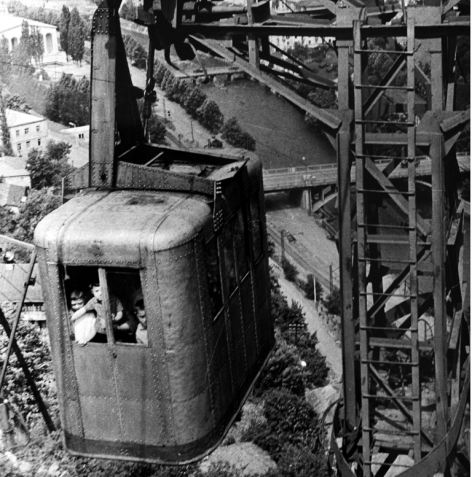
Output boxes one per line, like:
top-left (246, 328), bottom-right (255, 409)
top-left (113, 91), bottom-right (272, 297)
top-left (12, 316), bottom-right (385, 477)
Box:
top-left (0, 36), bottom-right (11, 76)
top-left (196, 99), bottom-right (224, 134)
top-left (182, 87), bottom-right (206, 117)
top-left (120, 0), bottom-right (136, 21)
top-left (0, 206), bottom-right (17, 235)
top-left (221, 117), bottom-right (256, 151)
top-left (29, 26), bottom-right (44, 66)
top-left (59, 5), bottom-right (71, 60)
top-left (255, 339), bottom-right (307, 396)
top-left (0, 92), bottom-right (13, 156)
top-left (148, 114), bottom-right (167, 144)
top-left (281, 256), bottom-right (298, 282)
top-left (307, 87), bottom-right (336, 108)
top-left (323, 287), bottom-right (341, 315)
top-left (26, 140), bottom-right (72, 189)
top-left (14, 189), bottom-right (62, 242)
top-left (68, 8), bottom-right (86, 64)
top-left (45, 74), bottom-right (90, 126)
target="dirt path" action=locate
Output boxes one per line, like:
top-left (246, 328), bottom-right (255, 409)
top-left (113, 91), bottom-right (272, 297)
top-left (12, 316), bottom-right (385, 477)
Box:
top-left (270, 259), bottom-right (343, 383)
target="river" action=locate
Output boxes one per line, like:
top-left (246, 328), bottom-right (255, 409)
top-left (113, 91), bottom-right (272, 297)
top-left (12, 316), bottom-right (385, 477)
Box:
top-left (202, 79), bottom-right (336, 169)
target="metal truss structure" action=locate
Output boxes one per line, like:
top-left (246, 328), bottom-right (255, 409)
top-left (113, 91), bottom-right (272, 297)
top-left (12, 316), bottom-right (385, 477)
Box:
top-left (163, 0), bottom-right (470, 474)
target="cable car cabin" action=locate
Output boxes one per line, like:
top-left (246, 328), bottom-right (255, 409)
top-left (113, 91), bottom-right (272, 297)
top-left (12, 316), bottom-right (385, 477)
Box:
top-left (33, 147), bottom-right (274, 464)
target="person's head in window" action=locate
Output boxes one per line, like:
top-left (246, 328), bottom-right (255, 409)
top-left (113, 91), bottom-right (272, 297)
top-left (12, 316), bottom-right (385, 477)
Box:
top-left (70, 290), bottom-right (86, 312)
top-left (90, 281), bottom-right (102, 302)
top-left (134, 299), bottom-right (146, 329)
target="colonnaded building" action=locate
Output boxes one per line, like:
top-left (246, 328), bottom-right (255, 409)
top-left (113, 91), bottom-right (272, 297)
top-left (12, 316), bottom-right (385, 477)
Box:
top-left (0, 15), bottom-right (59, 59)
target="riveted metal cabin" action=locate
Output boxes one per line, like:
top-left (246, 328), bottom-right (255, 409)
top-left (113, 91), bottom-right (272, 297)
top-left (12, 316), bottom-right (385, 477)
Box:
top-left (34, 151), bottom-right (273, 463)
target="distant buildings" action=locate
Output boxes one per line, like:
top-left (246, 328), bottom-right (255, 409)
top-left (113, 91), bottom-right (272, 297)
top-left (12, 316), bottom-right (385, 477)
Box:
top-left (0, 182), bottom-right (27, 212)
top-left (0, 156), bottom-right (31, 187)
top-left (5, 109), bottom-right (48, 157)
top-left (270, 0), bottom-right (329, 51)
top-left (0, 263), bottom-right (45, 323)
top-left (0, 15), bottom-right (59, 59)
top-left (59, 125), bottom-right (89, 146)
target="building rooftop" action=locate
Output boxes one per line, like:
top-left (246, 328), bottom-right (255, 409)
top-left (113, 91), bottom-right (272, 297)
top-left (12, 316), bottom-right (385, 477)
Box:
top-left (0, 263), bottom-right (43, 303)
top-left (5, 109), bottom-right (45, 128)
top-left (60, 125), bottom-right (90, 135)
top-left (0, 182), bottom-right (26, 207)
top-left (0, 156), bottom-right (29, 177)
top-left (0, 15), bottom-right (57, 34)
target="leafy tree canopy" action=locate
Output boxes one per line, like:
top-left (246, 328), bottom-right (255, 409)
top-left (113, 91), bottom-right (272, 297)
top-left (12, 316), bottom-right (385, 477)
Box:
top-left (14, 189), bottom-right (62, 242)
top-left (26, 140), bottom-right (72, 190)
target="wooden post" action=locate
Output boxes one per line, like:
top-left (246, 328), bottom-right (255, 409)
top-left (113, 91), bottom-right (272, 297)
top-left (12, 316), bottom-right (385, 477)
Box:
top-left (246, 0), bottom-right (260, 69)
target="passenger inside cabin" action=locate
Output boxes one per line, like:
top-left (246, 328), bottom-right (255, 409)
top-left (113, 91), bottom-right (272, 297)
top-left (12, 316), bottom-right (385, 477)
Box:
top-left (69, 289), bottom-right (97, 345)
top-left (134, 299), bottom-right (148, 346)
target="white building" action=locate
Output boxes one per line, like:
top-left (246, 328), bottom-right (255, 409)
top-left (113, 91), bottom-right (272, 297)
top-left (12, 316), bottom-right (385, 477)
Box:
top-left (59, 125), bottom-right (89, 146)
top-left (5, 109), bottom-right (48, 157)
top-left (0, 15), bottom-right (59, 59)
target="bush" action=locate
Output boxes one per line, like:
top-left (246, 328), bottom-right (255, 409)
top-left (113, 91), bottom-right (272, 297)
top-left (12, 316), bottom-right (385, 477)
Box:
top-left (221, 117), bottom-right (256, 151)
top-left (255, 389), bottom-right (323, 460)
top-left (281, 256), bottom-right (298, 282)
top-left (148, 114), bottom-right (167, 144)
top-left (296, 334), bottom-right (329, 388)
top-left (182, 86), bottom-right (207, 117)
top-left (255, 339), bottom-right (307, 396)
top-left (196, 99), bottom-right (224, 134)
top-left (323, 288), bottom-right (341, 315)
top-left (277, 444), bottom-right (330, 477)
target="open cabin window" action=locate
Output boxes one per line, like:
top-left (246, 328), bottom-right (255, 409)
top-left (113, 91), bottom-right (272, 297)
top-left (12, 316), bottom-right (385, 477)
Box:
top-left (61, 265), bottom-right (148, 347)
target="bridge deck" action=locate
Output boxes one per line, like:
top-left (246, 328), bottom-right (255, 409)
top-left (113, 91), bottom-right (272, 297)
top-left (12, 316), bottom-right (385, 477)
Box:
top-left (263, 154), bottom-right (469, 192)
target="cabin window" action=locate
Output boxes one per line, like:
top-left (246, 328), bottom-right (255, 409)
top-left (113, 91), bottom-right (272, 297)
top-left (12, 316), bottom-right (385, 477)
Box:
top-left (62, 266), bottom-right (148, 346)
top-left (204, 237), bottom-right (223, 318)
top-left (234, 210), bottom-right (249, 280)
top-left (250, 198), bottom-right (263, 262)
top-left (222, 218), bottom-right (237, 295)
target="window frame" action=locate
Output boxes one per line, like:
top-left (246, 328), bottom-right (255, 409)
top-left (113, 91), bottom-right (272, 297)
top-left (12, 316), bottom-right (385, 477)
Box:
top-left (63, 265), bottom-right (149, 347)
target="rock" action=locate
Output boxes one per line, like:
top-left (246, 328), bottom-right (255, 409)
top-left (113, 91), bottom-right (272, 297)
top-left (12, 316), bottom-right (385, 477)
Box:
top-left (18, 461), bottom-right (33, 473)
top-left (224, 401), bottom-right (266, 444)
top-left (306, 384), bottom-right (340, 419)
top-left (199, 442), bottom-right (277, 476)
top-left (47, 462), bottom-right (60, 476)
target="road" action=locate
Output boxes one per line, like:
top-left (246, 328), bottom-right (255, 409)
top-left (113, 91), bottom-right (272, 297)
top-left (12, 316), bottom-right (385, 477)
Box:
top-left (270, 259), bottom-right (343, 383)
top-left (266, 203), bottom-right (340, 289)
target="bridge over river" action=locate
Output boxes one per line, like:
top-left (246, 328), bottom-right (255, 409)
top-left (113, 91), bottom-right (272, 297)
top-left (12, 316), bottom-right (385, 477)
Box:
top-left (263, 154), bottom-right (470, 192)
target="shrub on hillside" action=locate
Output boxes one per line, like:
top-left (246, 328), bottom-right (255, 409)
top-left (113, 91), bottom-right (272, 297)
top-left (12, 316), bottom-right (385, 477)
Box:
top-left (323, 287), bottom-right (341, 315)
top-left (295, 333), bottom-right (329, 388)
top-left (277, 444), bottom-right (330, 477)
top-left (255, 338), bottom-right (307, 396)
top-left (281, 256), bottom-right (298, 282)
top-left (253, 388), bottom-right (324, 460)
top-left (196, 99), bottom-right (224, 134)
top-left (148, 114), bottom-right (167, 144)
top-left (182, 85), bottom-right (207, 118)
top-left (221, 117), bottom-right (256, 151)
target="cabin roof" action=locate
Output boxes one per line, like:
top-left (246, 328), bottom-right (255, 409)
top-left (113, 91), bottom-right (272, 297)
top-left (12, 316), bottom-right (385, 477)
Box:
top-left (34, 190), bottom-right (212, 266)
